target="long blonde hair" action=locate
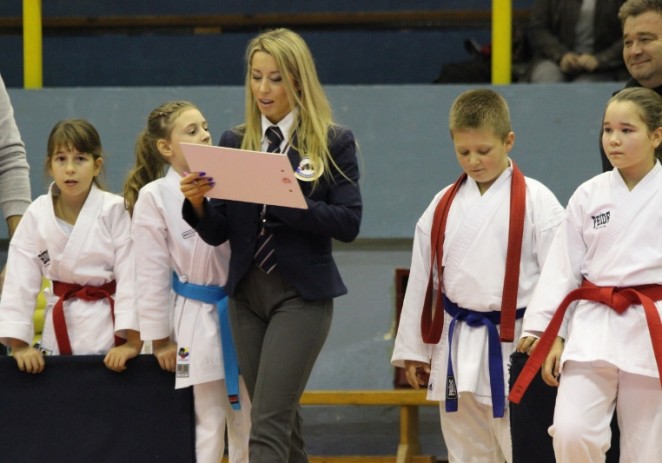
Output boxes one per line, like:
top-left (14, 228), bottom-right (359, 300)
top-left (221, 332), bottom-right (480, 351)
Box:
top-left (239, 28), bottom-right (341, 185)
top-left (123, 100), bottom-right (198, 215)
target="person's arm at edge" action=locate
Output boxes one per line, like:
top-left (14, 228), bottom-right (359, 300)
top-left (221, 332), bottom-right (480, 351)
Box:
top-left (0, 74), bottom-right (31, 235)
top-left (0, 74), bottom-right (31, 290)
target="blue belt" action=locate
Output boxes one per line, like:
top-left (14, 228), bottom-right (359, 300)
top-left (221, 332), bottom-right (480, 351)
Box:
top-left (172, 273), bottom-right (241, 410)
top-left (443, 294), bottom-right (525, 418)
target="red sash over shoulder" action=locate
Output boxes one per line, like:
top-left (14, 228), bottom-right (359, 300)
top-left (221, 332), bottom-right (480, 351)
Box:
top-left (51, 280), bottom-right (123, 355)
top-left (509, 280), bottom-right (662, 403)
top-left (421, 161), bottom-right (526, 344)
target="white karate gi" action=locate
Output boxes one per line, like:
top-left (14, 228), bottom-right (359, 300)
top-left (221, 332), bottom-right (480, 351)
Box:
top-left (0, 183), bottom-right (136, 354)
top-left (392, 163), bottom-right (564, 463)
top-left (132, 168), bottom-right (249, 463)
top-left (522, 164), bottom-right (662, 462)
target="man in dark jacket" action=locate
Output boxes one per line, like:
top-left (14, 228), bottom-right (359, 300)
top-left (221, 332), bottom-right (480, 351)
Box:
top-left (601, 0), bottom-right (662, 171)
top-left (528, 0), bottom-right (628, 82)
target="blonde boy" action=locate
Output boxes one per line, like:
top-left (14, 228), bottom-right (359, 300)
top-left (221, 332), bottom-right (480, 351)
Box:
top-left (391, 89), bottom-right (564, 462)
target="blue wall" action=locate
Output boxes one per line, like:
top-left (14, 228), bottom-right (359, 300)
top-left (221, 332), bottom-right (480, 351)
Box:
top-left (8, 83), bottom-right (618, 238)
top-left (0, 1), bottom-right (533, 87)
top-left (0, 30), bottom-right (494, 87)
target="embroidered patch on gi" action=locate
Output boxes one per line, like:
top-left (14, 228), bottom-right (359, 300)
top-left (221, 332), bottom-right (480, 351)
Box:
top-left (38, 345), bottom-right (52, 356)
top-left (446, 375), bottom-right (458, 400)
top-left (176, 347), bottom-right (190, 378)
top-left (591, 211), bottom-right (610, 229)
top-left (294, 156), bottom-right (324, 182)
top-left (182, 228), bottom-right (197, 240)
top-left (38, 250), bottom-right (50, 266)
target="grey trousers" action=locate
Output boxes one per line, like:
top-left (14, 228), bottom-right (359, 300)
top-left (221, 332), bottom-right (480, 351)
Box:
top-left (229, 265), bottom-right (333, 463)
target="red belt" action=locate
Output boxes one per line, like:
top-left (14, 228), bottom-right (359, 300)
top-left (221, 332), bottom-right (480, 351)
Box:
top-left (509, 280), bottom-right (662, 403)
top-left (51, 280), bottom-right (123, 355)
top-left (421, 161), bottom-right (526, 344)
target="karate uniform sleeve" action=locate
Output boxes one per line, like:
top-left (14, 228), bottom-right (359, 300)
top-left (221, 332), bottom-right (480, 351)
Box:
top-left (108, 202), bottom-right (138, 337)
top-left (522, 189), bottom-right (586, 339)
top-left (132, 191), bottom-right (174, 341)
top-left (0, 211), bottom-right (43, 345)
top-left (528, 180), bottom-right (566, 268)
top-left (391, 196), bottom-right (441, 368)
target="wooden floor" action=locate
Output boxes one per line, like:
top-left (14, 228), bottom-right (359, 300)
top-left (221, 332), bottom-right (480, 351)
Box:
top-left (218, 390), bottom-right (443, 463)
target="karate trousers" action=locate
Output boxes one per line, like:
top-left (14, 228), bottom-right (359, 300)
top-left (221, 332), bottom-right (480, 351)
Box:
top-left (551, 360), bottom-right (661, 462)
top-left (440, 393), bottom-right (512, 463)
top-left (193, 378), bottom-right (251, 463)
top-left (509, 352), bottom-right (620, 463)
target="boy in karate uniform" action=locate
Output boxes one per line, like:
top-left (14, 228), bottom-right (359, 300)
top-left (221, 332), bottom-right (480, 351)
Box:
top-left (392, 89), bottom-right (564, 462)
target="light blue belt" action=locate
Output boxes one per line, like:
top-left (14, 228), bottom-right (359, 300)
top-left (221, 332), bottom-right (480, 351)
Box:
top-left (172, 273), bottom-right (241, 410)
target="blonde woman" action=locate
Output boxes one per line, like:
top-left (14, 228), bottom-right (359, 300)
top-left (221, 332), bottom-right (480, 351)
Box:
top-left (180, 28), bottom-right (362, 461)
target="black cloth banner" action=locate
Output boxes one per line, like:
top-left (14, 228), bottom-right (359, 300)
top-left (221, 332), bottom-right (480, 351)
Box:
top-left (0, 355), bottom-right (195, 463)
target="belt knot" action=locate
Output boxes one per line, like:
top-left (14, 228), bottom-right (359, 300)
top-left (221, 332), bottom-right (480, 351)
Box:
top-left (598, 287), bottom-right (633, 313)
top-left (462, 312), bottom-right (487, 327)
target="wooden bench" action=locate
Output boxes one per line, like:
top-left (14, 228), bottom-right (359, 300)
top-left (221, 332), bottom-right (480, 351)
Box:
top-left (300, 389), bottom-right (438, 463)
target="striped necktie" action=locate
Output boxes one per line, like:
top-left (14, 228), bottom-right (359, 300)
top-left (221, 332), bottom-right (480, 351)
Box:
top-left (254, 126), bottom-right (283, 273)
top-left (265, 125), bottom-right (283, 153)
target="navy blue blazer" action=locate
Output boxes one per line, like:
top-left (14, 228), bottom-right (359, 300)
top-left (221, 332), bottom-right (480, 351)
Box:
top-left (183, 125), bottom-right (362, 301)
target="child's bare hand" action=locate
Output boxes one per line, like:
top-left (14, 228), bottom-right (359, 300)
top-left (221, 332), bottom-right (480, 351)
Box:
top-left (104, 341), bottom-right (142, 373)
top-left (11, 344), bottom-right (45, 374)
top-left (516, 336), bottom-right (539, 354)
top-left (404, 360), bottom-right (431, 390)
top-left (542, 336), bottom-right (564, 387)
top-left (152, 338), bottom-right (177, 373)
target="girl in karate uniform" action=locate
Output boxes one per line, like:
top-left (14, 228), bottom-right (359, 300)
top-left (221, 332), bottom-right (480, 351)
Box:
top-left (0, 118), bottom-right (140, 373)
top-left (123, 101), bottom-right (250, 463)
top-left (512, 87), bottom-right (662, 462)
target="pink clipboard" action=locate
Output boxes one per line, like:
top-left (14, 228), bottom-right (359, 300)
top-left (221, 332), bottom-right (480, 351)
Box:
top-left (180, 143), bottom-right (308, 209)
